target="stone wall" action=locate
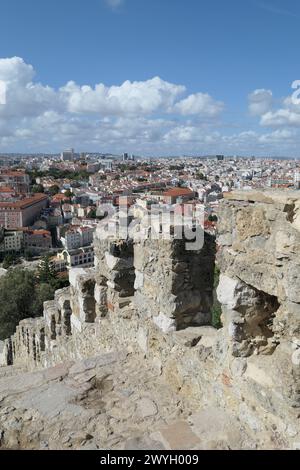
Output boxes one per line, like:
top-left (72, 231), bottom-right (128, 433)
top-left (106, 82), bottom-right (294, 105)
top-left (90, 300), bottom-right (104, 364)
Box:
top-left (2, 190), bottom-right (300, 449)
top-left (5, 225), bottom-right (215, 370)
top-left (134, 233), bottom-right (215, 332)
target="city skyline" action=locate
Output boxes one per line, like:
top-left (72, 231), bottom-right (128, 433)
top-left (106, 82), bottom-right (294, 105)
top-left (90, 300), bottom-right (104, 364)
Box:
top-left (1, 0), bottom-right (300, 155)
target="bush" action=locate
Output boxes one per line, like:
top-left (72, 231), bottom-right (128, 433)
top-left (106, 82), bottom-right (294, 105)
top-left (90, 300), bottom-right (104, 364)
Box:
top-left (2, 253), bottom-right (19, 269)
top-left (0, 268), bottom-right (56, 340)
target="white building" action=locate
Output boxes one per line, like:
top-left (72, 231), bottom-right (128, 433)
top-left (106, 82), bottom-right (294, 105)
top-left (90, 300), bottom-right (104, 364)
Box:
top-left (0, 230), bottom-right (23, 252)
top-left (61, 226), bottom-right (95, 250)
top-left (57, 246), bottom-right (94, 269)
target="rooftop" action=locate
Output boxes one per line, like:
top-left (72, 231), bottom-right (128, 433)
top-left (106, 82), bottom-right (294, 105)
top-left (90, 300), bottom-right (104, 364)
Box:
top-left (0, 193), bottom-right (48, 210)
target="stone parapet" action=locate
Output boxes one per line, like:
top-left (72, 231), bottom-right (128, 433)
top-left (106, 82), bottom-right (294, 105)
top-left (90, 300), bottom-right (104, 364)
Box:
top-left (2, 191), bottom-right (300, 448)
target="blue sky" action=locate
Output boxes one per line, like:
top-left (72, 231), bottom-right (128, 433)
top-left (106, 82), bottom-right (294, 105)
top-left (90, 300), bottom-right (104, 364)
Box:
top-left (0, 0), bottom-right (300, 155)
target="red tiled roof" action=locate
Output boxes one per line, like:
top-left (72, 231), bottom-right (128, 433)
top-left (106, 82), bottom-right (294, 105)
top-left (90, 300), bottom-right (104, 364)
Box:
top-left (0, 170), bottom-right (27, 177)
top-left (163, 188), bottom-right (193, 197)
top-left (52, 194), bottom-right (67, 201)
top-left (0, 193), bottom-right (48, 209)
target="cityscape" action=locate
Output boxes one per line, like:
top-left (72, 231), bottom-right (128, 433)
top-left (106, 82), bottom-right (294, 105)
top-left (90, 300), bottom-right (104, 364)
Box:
top-left (0, 151), bottom-right (300, 275)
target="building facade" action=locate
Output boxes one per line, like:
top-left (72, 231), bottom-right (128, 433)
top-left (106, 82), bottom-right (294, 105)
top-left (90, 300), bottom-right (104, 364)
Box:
top-left (0, 194), bottom-right (48, 229)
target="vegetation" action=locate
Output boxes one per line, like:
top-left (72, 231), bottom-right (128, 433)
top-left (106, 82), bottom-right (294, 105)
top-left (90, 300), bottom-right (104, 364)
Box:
top-left (31, 184), bottom-right (44, 193)
top-left (87, 208), bottom-right (97, 219)
top-left (208, 214), bottom-right (218, 223)
top-left (0, 256), bottom-right (69, 340)
top-left (212, 266), bottom-right (222, 329)
top-left (37, 255), bottom-right (69, 290)
top-left (64, 190), bottom-right (74, 199)
top-left (0, 268), bottom-right (55, 340)
top-left (196, 172), bottom-right (207, 180)
top-left (87, 207), bottom-right (107, 220)
top-left (28, 168), bottom-right (90, 182)
top-left (169, 164), bottom-right (185, 171)
top-left (48, 184), bottom-right (60, 196)
top-left (2, 253), bottom-right (21, 269)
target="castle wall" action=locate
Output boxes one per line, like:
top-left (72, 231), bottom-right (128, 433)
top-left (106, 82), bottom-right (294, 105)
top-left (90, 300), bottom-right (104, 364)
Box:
top-left (3, 190), bottom-right (300, 448)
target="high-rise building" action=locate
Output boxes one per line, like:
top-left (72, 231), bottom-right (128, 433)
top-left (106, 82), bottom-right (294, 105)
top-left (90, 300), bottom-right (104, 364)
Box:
top-left (61, 149), bottom-right (75, 161)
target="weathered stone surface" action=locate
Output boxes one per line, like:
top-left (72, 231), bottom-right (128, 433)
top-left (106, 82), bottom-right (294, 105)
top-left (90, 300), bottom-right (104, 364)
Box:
top-left (1, 190), bottom-right (300, 450)
top-left (151, 421), bottom-right (202, 450)
top-left (153, 313), bottom-right (176, 334)
top-left (136, 397), bottom-right (158, 418)
top-left (134, 234), bottom-right (215, 329)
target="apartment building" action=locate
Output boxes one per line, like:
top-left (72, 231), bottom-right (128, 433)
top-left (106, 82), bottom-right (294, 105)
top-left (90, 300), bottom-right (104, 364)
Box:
top-left (163, 188), bottom-right (195, 204)
top-left (23, 229), bottom-right (52, 254)
top-left (0, 230), bottom-right (23, 253)
top-left (61, 226), bottom-right (95, 251)
top-left (0, 170), bottom-right (30, 193)
top-left (0, 194), bottom-right (48, 229)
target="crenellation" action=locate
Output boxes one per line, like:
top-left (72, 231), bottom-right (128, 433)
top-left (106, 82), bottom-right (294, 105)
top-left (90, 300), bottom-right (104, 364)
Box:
top-left (2, 190), bottom-right (300, 448)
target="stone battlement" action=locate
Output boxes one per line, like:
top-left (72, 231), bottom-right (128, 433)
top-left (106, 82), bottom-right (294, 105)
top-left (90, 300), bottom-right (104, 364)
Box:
top-left (2, 190), bottom-right (300, 449)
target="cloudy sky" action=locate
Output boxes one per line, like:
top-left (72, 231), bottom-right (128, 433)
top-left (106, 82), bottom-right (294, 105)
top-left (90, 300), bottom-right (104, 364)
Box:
top-left (1, 0), bottom-right (300, 156)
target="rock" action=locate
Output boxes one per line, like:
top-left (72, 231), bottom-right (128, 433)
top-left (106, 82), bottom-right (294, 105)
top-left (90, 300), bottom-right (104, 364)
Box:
top-left (134, 270), bottom-right (144, 290)
top-left (124, 436), bottom-right (165, 450)
top-left (153, 313), bottom-right (176, 334)
top-left (217, 275), bottom-right (257, 310)
top-left (137, 398), bottom-right (158, 418)
top-left (137, 328), bottom-right (148, 354)
top-left (190, 408), bottom-right (242, 450)
top-left (151, 421), bottom-right (201, 450)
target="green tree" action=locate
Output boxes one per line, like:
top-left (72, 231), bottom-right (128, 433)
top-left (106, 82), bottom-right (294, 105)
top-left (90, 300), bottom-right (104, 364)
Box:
top-left (2, 253), bottom-right (18, 269)
top-left (196, 172), bottom-right (207, 180)
top-left (31, 184), bottom-right (44, 193)
top-left (0, 269), bottom-right (55, 340)
top-left (48, 185), bottom-right (60, 196)
top-left (37, 255), bottom-right (57, 286)
top-left (31, 282), bottom-right (55, 317)
top-left (208, 214), bottom-right (218, 222)
top-left (64, 190), bottom-right (74, 199)
top-left (88, 208), bottom-right (97, 219)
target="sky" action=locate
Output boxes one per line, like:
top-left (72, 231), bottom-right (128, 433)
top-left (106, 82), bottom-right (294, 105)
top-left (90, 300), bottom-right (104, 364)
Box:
top-left (0, 0), bottom-right (300, 156)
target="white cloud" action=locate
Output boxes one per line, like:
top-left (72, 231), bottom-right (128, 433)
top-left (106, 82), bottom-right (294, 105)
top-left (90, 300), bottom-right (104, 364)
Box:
top-left (0, 57), bottom-right (58, 119)
top-left (60, 77), bottom-right (185, 115)
top-left (105, 0), bottom-right (124, 10)
top-left (252, 85), bottom-right (300, 128)
top-left (0, 57), bottom-right (35, 84)
top-left (174, 92), bottom-right (224, 117)
top-left (248, 89), bottom-right (273, 116)
top-left (260, 109), bottom-right (300, 127)
top-left (1, 56), bottom-right (300, 155)
top-left (258, 129), bottom-right (294, 143)
top-left (259, 93), bottom-right (300, 128)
